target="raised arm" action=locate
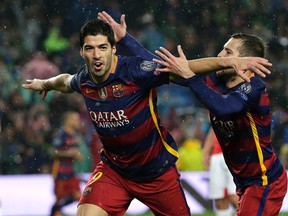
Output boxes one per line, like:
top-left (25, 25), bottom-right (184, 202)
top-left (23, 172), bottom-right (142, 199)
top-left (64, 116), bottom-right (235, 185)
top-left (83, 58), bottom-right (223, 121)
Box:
top-left (22, 73), bottom-right (74, 99)
top-left (98, 11), bottom-right (159, 61)
top-left (153, 45), bottom-right (272, 82)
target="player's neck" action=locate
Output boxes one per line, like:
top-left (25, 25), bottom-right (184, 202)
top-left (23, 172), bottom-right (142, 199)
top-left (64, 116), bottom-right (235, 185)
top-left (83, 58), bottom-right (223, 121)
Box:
top-left (226, 76), bottom-right (244, 88)
top-left (226, 71), bottom-right (254, 88)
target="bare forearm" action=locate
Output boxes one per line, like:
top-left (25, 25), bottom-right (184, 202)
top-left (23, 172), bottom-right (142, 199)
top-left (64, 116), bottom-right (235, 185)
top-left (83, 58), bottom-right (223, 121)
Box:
top-left (188, 57), bottom-right (235, 74)
top-left (42, 74), bottom-right (74, 93)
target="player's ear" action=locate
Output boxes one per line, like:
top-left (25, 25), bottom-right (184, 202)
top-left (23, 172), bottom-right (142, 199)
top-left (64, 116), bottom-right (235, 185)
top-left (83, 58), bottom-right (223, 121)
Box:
top-left (112, 45), bottom-right (116, 55)
top-left (80, 49), bottom-right (84, 58)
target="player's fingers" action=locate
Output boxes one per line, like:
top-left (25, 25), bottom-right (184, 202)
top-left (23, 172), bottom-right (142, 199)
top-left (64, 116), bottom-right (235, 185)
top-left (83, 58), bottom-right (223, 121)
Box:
top-left (153, 58), bottom-right (170, 67)
top-left (155, 67), bottom-right (170, 73)
top-left (253, 63), bottom-right (271, 76)
top-left (120, 14), bottom-right (126, 28)
top-left (239, 71), bottom-right (250, 83)
top-left (159, 47), bottom-right (175, 59)
top-left (97, 12), bottom-right (108, 22)
top-left (102, 11), bottom-right (114, 23)
top-left (98, 11), bottom-right (112, 24)
top-left (177, 45), bottom-right (186, 59)
top-left (155, 50), bottom-right (169, 61)
top-left (250, 64), bottom-right (265, 78)
top-left (21, 84), bottom-right (29, 89)
top-left (256, 57), bottom-right (272, 67)
top-left (42, 91), bottom-right (48, 100)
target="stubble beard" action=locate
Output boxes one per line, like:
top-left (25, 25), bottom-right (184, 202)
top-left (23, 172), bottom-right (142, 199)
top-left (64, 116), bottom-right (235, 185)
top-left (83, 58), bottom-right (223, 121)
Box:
top-left (217, 69), bottom-right (238, 84)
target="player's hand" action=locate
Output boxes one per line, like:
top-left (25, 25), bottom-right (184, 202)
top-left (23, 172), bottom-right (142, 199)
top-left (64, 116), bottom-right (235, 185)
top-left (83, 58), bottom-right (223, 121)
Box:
top-left (22, 79), bottom-right (48, 100)
top-left (153, 45), bottom-right (196, 79)
top-left (233, 57), bottom-right (272, 82)
top-left (98, 11), bottom-right (126, 42)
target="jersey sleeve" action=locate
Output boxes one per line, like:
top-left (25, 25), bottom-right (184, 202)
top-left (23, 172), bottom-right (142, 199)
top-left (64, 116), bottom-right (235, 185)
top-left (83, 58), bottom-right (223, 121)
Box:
top-left (70, 66), bottom-right (87, 93)
top-left (181, 75), bottom-right (263, 118)
top-left (124, 56), bottom-right (170, 88)
top-left (117, 33), bottom-right (161, 61)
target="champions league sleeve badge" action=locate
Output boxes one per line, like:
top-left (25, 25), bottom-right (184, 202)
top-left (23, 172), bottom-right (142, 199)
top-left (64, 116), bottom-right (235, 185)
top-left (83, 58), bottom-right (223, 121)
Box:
top-left (237, 83), bottom-right (252, 101)
top-left (238, 83), bottom-right (252, 94)
top-left (140, 60), bottom-right (157, 72)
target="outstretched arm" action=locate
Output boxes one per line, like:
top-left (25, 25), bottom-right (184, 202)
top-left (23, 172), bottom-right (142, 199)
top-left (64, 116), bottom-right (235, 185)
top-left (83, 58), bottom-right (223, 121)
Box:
top-left (22, 73), bottom-right (74, 99)
top-left (153, 45), bottom-right (272, 82)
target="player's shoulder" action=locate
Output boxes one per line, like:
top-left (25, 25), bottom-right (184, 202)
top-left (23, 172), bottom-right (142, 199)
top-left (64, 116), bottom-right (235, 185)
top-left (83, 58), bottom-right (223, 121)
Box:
top-left (238, 77), bottom-right (266, 93)
top-left (250, 76), bottom-right (266, 88)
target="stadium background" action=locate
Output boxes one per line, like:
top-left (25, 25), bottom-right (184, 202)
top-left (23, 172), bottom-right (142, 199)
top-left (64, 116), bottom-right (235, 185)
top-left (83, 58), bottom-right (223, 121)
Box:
top-left (0, 0), bottom-right (288, 215)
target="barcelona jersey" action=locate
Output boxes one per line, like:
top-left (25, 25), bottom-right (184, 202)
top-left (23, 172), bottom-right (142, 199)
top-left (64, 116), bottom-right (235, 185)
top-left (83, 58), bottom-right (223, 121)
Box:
top-left (182, 74), bottom-right (284, 192)
top-left (70, 35), bottom-right (178, 180)
top-left (52, 129), bottom-right (80, 180)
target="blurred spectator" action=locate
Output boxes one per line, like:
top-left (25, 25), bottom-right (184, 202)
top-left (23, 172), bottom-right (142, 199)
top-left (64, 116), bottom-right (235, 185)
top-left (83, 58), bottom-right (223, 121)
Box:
top-left (0, 122), bottom-right (26, 174)
top-left (43, 15), bottom-right (69, 54)
top-left (0, 59), bottom-right (17, 100)
top-left (137, 12), bottom-right (166, 52)
top-left (20, 52), bottom-right (60, 104)
top-left (176, 137), bottom-right (205, 171)
top-left (21, 52), bottom-right (60, 80)
top-left (24, 104), bottom-right (53, 174)
top-left (11, 0), bottom-right (44, 52)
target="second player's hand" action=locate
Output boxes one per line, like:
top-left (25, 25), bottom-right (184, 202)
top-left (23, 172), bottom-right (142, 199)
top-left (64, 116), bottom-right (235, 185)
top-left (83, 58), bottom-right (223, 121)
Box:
top-left (153, 45), bottom-right (196, 79)
top-left (233, 57), bottom-right (272, 82)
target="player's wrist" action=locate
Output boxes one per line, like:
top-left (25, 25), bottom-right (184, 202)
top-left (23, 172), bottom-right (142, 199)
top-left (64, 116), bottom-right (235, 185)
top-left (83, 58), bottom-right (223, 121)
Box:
top-left (220, 57), bottom-right (236, 68)
top-left (43, 79), bottom-right (53, 91)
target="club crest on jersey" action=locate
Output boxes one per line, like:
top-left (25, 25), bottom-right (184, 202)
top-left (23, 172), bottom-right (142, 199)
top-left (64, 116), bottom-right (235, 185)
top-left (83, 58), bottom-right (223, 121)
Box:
top-left (140, 60), bottom-right (157, 72)
top-left (112, 84), bottom-right (124, 98)
top-left (98, 87), bottom-right (107, 100)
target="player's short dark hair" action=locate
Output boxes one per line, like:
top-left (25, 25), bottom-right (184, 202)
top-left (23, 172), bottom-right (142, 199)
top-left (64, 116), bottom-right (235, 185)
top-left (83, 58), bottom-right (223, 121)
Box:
top-left (231, 33), bottom-right (267, 58)
top-left (79, 19), bottom-right (115, 48)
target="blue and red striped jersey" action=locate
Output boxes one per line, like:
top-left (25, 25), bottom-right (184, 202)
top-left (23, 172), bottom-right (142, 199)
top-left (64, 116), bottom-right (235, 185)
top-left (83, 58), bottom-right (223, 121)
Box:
top-left (52, 129), bottom-right (80, 180)
top-left (182, 74), bottom-right (284, 192)
top-left (70, 40), bottom-right (178, 180)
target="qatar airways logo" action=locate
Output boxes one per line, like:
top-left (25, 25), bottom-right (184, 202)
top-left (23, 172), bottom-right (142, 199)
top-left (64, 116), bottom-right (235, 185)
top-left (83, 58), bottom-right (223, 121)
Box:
top-left (89, 110), bottom-right (130, 128)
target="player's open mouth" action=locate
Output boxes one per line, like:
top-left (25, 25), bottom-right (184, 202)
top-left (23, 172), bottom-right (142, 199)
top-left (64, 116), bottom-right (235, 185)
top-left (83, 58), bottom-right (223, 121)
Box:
top-left (94, 62), bottom-right (103, 70)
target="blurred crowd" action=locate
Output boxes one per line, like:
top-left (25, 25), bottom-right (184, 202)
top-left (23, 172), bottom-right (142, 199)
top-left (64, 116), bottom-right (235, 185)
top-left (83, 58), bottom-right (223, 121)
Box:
top-left (1, 0), bottom-right (288, 174)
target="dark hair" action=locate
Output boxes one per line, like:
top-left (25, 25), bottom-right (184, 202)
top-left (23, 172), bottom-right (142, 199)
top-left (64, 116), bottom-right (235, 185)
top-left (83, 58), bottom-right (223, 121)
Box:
top-left (79, 19), bottom-right (115, 48)
top-left (231, 33), bottom-right (267, 57)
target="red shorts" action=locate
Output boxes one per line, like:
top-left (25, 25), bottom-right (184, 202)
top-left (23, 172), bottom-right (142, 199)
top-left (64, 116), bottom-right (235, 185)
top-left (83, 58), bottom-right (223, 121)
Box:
top-left (54, 176), bottom-right (81, 201)
top-left (236, 168), bottom-right (287, 216)
top-left (79, 161), bottom-right (190, 216)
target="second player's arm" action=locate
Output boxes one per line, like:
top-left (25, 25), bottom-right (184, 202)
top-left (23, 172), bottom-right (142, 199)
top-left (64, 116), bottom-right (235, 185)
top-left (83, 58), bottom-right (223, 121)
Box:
top-left (154, 46), bottom-right (271, 82)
